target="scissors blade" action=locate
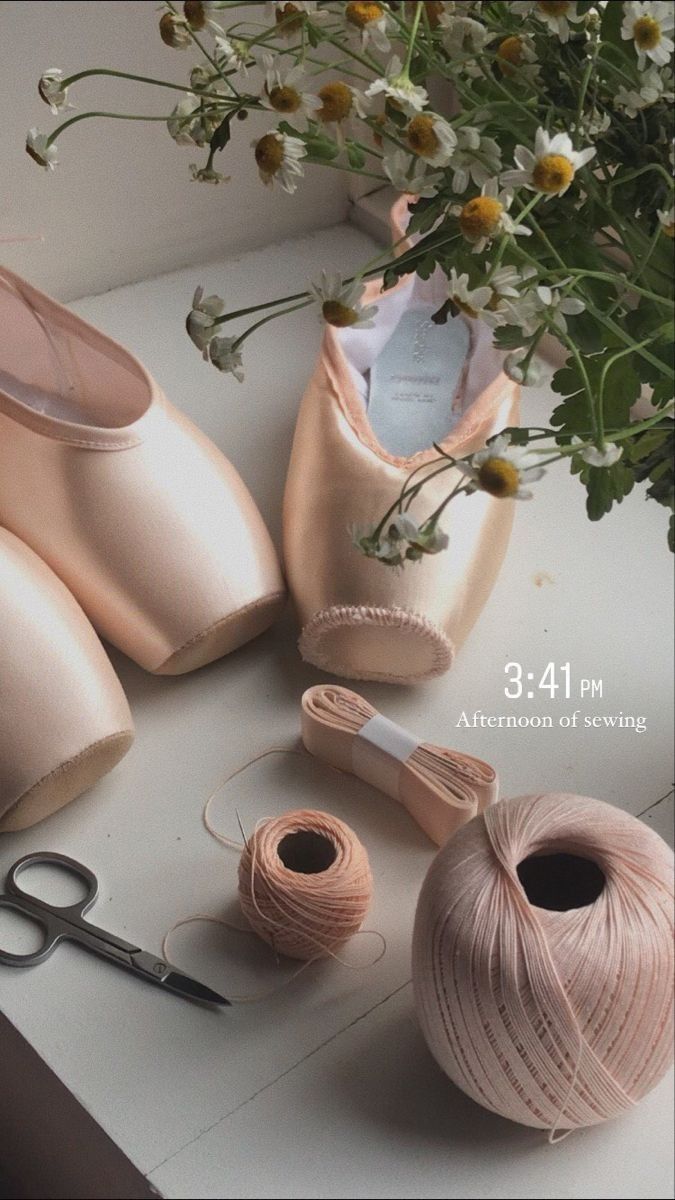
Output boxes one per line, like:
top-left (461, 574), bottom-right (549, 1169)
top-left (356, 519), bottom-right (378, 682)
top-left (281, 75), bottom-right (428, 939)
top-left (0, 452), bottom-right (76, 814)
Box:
top-left (161, 970), bottom-right (231, 1007)
top-left (126, 948), bottom-right (230, 1007)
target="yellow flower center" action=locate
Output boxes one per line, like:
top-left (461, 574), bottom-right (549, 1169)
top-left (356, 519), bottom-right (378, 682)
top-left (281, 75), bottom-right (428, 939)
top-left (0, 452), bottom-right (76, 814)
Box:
top-left (453, 298), bottom-right (479, 319)
top-left (459, 196), bottom-right (504, 241)
top-left (532, 153), bottom-right (574, 193)
top-left (633, 15), bottom-right (662, 50)
top-left (184, 0), bottom-right (206, 30)
top-left (405, 0), bottom-right (444, 28)
top-left (346, 2), bottom-right (383, 29)
top-left (267, 84), bottom-right (302, 113)
top-left (159, 12), bottom-right (185, 46)
top-left (537, 1), bottom-right (570, 15)
top-left (497, 35), bottom-right (524, 75)
top-left (318, 81), bottom-right (354, 123)
top-left (275, 3), bottom-right (304, 34)
top-left (662, 219), bottom-right (675, 238)
top-left (372, 113), bottom-right (386, 147)
top-left (407, 114), bottom-right (440, 159)
top-left (322, 300), bottom-right (359, 327)
top-left (255, 133), bottom-right (284, 175)
top-left (477, 457), bottom-right (521, 498)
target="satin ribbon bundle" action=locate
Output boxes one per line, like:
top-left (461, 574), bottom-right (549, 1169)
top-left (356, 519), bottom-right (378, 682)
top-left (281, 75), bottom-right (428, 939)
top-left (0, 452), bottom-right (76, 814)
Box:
top-left (301, 685), bottom-right (498, 845)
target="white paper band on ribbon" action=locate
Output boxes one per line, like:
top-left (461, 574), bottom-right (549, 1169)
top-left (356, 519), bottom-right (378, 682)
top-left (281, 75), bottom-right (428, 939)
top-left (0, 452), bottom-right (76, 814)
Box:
top-left (351, 714), bottom-right (421, 801)
top-left (300, 685), bottom-right (499, 846)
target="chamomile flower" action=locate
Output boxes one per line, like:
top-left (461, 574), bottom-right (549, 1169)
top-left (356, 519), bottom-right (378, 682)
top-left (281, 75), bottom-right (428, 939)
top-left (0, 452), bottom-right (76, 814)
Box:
top-left (317, 81), bottom-right (369, 126)
top-left (261, 54), bottom-right (321, 121)
top-left (383, 150), bottom-right (444, 196)
top-left (167, 94), bottom-right (201, 145)
top-left (186, 286), bottom-right (226, 357)
top-left (536, 283), bottom-right (585, 332)
top-left (214, 35), bottom-right (250, 74)
top-left (209, 336), bottom-right (245, 382)
top-left (25, 129), bottom-right (58, 171)
top-left (267, 1), bottom-right (324, 36)
top-left (183, 1), bottom-right (223, 34)
top-left (345, 2), bottom-right (392, 53)
top-left (572, 439), bottom-right (623, 467)
top-left (477, 263), bottom-right (538, 327)
top-left (38, 68), bottom-right (71, 114)
top-left (253, 130), bottom-right (307, 194)
top-left (365, 57), bottom-right (429, 116)
top-left (621, 1), bottom-right (674, 68)
top-left (503, 127), bottom-right (596, 198)
top-left (168, 94), bottom-right (222, 146)
top-left (455, 180), bottom-right (532, 252)
top-left (510, 1), bottom-right (582, 43)
top-left (449, 127), bottom-right (502, 193)
top-left (310, 272), bottom-right (378, 329)
top-left (159, 12), bottom-right (191, 48)
top-left (438, 13), bottom-right (488, 75)
top-left (447, 268), bottom-right (493, 319)
top-left (658, 206), bottom-right (675, 236)
top-left (406, 112), bottom-right (457, 167)
top-left (353, 513), bottom-right (448, 566)
top-left (495, 35), bottom-right (540, 83)
top-left (456, 434), bottom-right (546, 499)
top-left (614, 65), bottom-right (674, 116)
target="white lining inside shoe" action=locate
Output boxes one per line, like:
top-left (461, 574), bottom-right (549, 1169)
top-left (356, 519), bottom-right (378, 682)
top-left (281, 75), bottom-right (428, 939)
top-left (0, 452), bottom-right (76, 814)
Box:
top-left (337, 272), bottom-right (504, 459)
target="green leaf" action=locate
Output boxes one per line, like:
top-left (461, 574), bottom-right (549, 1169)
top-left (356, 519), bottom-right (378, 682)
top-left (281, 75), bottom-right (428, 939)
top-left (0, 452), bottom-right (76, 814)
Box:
top-left (209, 113), bottom-right (233, 154)
top-left (492, 325), bottom-right (526, 350)
top-left (585, 466), bottom-right (613, 521)
top-left (346, 142), bottom-right (365, 169)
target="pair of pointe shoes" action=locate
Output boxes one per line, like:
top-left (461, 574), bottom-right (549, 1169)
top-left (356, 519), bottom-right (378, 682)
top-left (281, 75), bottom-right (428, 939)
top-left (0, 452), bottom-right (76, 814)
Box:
top-left (1, 199), bottom-right (516, 831)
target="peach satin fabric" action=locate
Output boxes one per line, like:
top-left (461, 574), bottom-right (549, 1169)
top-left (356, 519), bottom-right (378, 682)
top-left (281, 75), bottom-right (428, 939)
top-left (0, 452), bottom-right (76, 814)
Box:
top-left (301, 685), bottom-right (498, 845)
top-left (0, 268), bottom-right (285, 674)
top-left (0, 528), bottom-right (133, 831)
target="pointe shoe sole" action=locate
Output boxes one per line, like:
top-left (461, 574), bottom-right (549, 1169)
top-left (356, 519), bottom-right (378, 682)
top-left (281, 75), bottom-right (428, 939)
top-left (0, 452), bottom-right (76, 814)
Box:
top-left (299, 605), bottom-right (454, 684)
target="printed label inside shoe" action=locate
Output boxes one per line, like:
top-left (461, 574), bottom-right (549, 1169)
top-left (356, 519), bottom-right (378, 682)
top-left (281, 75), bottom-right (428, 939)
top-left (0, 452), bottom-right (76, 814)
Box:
top-left (367, 305), bottom-right (470, 457)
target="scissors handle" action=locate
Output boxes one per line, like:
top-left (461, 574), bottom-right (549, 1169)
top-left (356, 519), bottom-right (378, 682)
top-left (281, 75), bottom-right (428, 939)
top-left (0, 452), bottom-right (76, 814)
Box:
top-left (5, 851), bottom-right (99, 917)
top-left (0, 851), bottom-right (107, 967)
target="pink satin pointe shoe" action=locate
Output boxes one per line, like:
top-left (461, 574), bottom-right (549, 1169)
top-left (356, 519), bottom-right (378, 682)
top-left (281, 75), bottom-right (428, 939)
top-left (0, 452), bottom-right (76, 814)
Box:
top-left (283, 207), bottom-right (519, 685)
top-left (0, 268), bottom-right (286, 675)
top-left (0, 528), bottom-right (133, 832)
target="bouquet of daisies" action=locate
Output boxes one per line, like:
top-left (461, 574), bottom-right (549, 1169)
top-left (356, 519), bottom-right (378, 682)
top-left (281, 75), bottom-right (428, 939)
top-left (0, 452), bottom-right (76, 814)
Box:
top-left (28, 1), bottom-right (675, 552)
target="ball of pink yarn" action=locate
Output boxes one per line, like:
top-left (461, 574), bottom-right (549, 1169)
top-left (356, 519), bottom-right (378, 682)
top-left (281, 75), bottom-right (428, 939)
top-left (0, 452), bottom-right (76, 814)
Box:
top-left (413, 792), bottom-right (674, 1130)
top-left (238, 808), bottom-right (373, 961)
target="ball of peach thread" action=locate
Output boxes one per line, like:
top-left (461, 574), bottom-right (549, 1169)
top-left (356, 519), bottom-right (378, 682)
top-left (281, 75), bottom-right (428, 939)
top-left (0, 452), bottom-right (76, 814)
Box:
top-left (237, 808), bottom-right (374, 961)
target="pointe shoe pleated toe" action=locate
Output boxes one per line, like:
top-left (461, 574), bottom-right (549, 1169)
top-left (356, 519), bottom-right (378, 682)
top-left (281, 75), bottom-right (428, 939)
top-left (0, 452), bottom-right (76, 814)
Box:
top-left (0, 269), bottom-right (286, 675)
top-left (283, 214), bottom-right (519, 685)
top-left (0, 529), bottom-right (134, 832)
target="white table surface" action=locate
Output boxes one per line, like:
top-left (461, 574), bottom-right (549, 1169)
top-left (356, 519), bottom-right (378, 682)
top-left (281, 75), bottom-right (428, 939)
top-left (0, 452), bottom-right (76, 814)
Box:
top-left (0, 222), bottom-right (672, 1200)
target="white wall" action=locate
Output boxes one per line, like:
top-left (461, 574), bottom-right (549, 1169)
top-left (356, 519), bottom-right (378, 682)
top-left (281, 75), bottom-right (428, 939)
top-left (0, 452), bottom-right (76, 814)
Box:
top-left (0, 1), bottom-right (349, 300)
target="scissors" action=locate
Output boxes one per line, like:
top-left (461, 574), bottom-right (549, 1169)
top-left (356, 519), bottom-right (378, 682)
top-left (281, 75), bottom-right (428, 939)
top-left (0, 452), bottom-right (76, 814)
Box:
top-left (0, 851), bottom-right (229, 1007)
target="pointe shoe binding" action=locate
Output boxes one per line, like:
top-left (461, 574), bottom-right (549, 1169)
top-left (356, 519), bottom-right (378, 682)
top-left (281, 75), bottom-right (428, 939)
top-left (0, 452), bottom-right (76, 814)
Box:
top-left (283, 206), bottom-right (519, 685)
top-left (0, 269), bottom-right (286, 675)
top-left (0, 529), bottom-right (133, 832)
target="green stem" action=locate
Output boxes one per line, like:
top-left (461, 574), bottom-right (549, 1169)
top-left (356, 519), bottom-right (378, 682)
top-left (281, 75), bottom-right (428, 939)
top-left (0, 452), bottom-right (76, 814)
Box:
top-left (59, 67), bottom-right (228, 103)
top-left (404, 2), bottom-right (423, 74)
top-left (607, 162), bottom-right (675, 200)
top-left (166, 0), bottom-right (240, 96)
top-left (45, 108), bottom-right (225, 146)
top-left (233, 298), bottom-right (313, 348)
